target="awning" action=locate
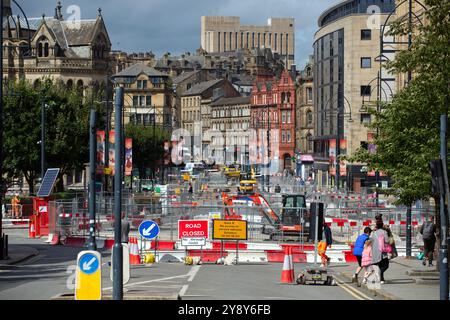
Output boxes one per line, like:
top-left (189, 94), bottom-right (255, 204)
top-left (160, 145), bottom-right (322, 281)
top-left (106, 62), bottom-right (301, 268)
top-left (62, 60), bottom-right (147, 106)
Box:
top-left (300, 155), bottom-right (314, 162)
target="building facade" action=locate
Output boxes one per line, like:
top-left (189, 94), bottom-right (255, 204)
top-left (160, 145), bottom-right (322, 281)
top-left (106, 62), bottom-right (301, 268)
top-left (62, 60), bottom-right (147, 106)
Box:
top-left (201, 16), bottom-right (295, 69)
top-left (112, 63), bottom-right (173, 129)
top-left (3, 3), bottom-right (111, 91)
top-left (313, 0), bottom-right (396, 191)
top-left (250, 69), bottom-right (296, 173)
top-left (210, 96), bottom-right (251, 165)
top-left (295, 56), bottom-right (315, 179)
top-left (180, 79), bottom-right (240, 162)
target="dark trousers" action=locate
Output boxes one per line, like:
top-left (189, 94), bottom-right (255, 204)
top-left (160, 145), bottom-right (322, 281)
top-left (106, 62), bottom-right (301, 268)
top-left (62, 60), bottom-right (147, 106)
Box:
top-left (423, 238), bottom-right (436, 261)
top-left (378, 258), bottom-right (389, 281)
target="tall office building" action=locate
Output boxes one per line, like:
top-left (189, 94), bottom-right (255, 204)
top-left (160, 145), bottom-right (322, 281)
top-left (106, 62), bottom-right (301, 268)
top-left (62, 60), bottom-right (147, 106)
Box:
top-left (201, 16), bottom-right (295, 69)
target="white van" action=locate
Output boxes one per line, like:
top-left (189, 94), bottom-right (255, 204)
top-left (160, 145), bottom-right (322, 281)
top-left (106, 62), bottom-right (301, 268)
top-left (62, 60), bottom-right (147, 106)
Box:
top-left (181, 162), bottom-right (205, 178)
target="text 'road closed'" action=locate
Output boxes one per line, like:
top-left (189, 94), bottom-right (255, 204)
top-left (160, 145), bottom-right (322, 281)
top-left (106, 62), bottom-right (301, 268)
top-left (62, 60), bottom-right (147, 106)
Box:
top-left (212, 219), bottom-right (247, 240)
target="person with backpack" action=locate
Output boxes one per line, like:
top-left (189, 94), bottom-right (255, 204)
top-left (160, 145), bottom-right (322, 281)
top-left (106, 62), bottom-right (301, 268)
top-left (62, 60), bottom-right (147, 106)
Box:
top-left (420, 216), bottom-right (437, 267)
top-left (352, 227), bottom-right (372, 282)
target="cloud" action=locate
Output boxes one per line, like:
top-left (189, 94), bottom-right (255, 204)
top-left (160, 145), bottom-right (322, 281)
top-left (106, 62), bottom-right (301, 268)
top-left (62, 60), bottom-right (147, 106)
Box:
top-left (18, 0), bottom-right (339, 67)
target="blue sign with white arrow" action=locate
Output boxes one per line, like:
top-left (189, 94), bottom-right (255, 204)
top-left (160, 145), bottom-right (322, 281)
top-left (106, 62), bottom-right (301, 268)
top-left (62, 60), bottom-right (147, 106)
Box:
top-left (139, 220), bottom-right (160, 240)
top-left (79, 253), bottom-right (100, 275)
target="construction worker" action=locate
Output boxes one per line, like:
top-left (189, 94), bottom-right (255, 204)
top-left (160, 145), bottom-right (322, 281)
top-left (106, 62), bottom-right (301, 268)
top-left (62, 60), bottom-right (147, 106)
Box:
top-left (11, 194), bottom-right (21, 219)
top-left (318, 220), bottom-right (333, 268)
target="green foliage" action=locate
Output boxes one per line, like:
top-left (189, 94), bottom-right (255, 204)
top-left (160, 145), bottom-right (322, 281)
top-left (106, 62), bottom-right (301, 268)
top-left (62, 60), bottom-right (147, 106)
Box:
top-left (2, 78), bottom-right (105, 193)
top-left (346, 0), bottom-right (450, 206)
top-left (124, 123), bottom-right (170, 179)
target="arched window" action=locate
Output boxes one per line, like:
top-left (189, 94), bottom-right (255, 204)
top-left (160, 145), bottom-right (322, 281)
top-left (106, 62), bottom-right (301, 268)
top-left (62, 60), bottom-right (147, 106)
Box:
top-left (38, 42), bottom-right (43, 57)
top-left (281, 92), bottom-right (286, 103)
top-left (306, 110), bottom-right (313, 126)
top-left (307, 67), bottom-right (312, 77)
top-left (306, 133), bottom-right (313, 152)
top-left (66, 79), bottom-right (73, 90)
top-left (44, 43), bottom-right (49, 57)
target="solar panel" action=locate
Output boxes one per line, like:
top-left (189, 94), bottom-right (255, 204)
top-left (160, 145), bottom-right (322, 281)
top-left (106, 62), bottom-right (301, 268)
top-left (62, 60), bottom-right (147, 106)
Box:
top-left (37, 168), bottom-right (60, 197)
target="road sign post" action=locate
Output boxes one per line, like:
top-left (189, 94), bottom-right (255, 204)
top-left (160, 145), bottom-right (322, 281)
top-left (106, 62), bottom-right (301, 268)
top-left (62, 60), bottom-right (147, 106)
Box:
top-left (88, 109), bottom-right (97, 251)
top-left (75, 251), bottom-right (102, 300)
top-left (113, 86), bottom-right (124, 301)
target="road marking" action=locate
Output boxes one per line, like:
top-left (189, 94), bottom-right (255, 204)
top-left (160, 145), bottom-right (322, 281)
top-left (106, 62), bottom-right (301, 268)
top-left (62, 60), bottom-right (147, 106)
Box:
top-left (103, 274), bottom-right (188, 291)
top-left (187, 265), bottom-right (201, 282)
top-left (179, 285), bottom-right (189, 296)
top-left (334, 276), bottom-right (373, 300)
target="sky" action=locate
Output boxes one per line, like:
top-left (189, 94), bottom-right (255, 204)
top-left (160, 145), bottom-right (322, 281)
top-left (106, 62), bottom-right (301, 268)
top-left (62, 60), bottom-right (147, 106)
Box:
top-left (19, 0), bottom-right (341, 68)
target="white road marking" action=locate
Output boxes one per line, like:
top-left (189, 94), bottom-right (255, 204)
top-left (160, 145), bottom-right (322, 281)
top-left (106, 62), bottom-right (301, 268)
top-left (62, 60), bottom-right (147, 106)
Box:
top-left (179, 285), bottom-right (189, 296)
top-left (103, 274), bottom-right (188, 291)
top-left (187, 265), bottom-right (201, 282)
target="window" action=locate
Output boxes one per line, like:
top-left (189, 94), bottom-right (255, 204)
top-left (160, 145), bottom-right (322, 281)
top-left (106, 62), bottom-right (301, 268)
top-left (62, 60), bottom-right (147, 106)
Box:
top-left (282, 112), bottom-right (286, 124)
top-left (361, 29), bottom-right (372, 40)
top-left (135, 114), bottom-right (142, 124)
top-left (143, 114), bottom-right (150, 126)
top-left (307, 87), bottom-right (313, 101)
top-left (38, 42), bottom-right (43, 57)
top-left (44, 43), bottom-right (49, 57)
top-left (306, 110), bottom-right (313, 126)
top-left (287, 112), bottom-right (291, 124)
top-left (146, 96), bottom-right (152, 106)
top-left (139, 96), bottom-right (146, 106)
top-left (361, 57), bottom-right (371, 68)
top-left (361, 114), bottom-right (371, 124)
top-left (361, 85), bottom-right (371, 96)
top-left (133, 96), bottom-right (139, 106)
top-left (282, 131), bottom-right (286, 142)
top-left (287, 131), bottom-right (291, 142)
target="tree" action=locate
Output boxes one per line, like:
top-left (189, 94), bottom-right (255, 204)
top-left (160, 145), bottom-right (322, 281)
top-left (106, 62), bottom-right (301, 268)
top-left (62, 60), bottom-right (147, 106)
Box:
top-left (347, 0), bottom-right (450, 207)
top-left (2, 78), bottom-right (105, 193)
top-left (124, 123), bottom-right (170, 180)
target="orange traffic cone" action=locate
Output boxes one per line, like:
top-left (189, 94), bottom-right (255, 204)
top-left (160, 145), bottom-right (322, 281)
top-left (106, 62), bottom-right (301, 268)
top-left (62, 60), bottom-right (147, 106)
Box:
top-left (29, 217), bottom-right (36, 238)
top-left (280, 246), bottom-right (295, 284)
top-left (129, 238), bottom-right (141, 265)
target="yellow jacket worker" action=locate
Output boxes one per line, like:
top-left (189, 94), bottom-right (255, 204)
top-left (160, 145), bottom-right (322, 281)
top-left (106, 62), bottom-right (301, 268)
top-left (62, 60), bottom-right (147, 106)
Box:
top-left (11, 194), bottom-right (21, 218)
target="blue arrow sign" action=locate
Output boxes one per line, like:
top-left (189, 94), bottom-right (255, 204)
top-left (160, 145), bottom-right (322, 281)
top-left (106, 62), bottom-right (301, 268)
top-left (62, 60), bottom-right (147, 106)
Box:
top-left (138, 220), bottom-right (160, 240)
top-left (79, 253), bottom-right (100, 275)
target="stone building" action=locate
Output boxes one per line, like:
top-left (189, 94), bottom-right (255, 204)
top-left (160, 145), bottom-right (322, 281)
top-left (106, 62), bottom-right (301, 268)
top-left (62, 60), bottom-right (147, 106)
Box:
top-left (3, 2), bottom-right (111, 91)
top-left (250, 69), bottom-right (296, 173)
top-left (210, 96), bottom-right (251, 165)
top-left (313, 0), bottom-right (396, 190)
top-left (295, 56), bottom-right (315, 179)
top-left (201, 16), bottom-right (295, 68)
top-left (111, 63), bottom-right (173, 128)
top-left (180, 79), bottom-right (240, 162)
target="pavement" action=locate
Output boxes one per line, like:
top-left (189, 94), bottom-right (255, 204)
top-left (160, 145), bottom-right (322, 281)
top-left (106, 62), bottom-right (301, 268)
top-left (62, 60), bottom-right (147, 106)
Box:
top-left (332, 257), bottom-right (442, 300)
top-left (0, 244), bottom-right (39, 267)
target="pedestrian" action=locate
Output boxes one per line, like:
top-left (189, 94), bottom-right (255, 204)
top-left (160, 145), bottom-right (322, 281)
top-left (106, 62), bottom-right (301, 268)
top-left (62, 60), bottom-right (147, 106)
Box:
top-left (318, 220), bottom-right (333, 268)
top-left (121, 213), bottom-right (130, 244)
top-left (361, 239), bottom-right (377, 284)
top-left (420, 215), bottom-right (436, 267)
top-left (352, 227), bottom-right (372, 282)
top-left (11, 194), bottom-right (21, 219)
top-left (370, 214), bottom-right (391, 284)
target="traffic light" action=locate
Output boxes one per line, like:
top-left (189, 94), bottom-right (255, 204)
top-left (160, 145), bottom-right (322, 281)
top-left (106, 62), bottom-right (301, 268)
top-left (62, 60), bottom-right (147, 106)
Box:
top-left (430, 159), bottom-right (445, 195)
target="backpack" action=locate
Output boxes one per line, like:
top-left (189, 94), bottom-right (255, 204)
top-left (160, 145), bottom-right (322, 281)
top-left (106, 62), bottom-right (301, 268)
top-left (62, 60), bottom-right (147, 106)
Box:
top-left (422, 223), bottom-right (435, 240)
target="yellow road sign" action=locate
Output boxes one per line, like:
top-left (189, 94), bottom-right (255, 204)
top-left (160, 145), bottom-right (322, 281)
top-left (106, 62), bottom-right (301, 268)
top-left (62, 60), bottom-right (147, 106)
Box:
top-left (75, 251), bottom-right (102, 300)
top-left (212, 219), bottom-right (247, 240)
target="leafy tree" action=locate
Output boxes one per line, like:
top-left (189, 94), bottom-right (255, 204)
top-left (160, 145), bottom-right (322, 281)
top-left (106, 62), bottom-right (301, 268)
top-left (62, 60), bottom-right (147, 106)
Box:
top-left (347, 0), bottom-right (450, 208)
top-left (3, 78), bottom-right (105, 193)
top-left (124, 123), bottom-right (170, 180)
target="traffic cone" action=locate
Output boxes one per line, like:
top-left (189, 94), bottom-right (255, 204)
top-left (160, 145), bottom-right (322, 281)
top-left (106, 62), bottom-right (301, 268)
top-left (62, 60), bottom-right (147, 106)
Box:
top-left (29, 217), bottom-right (36, 238)
top-left (129, 238), bottom-right (141, 265)
top-left (280, 246), bottom-right (295, 284)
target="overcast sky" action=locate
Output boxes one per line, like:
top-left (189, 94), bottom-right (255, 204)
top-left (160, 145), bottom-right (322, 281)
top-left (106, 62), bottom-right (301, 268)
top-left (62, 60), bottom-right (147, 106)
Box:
top-left (20, 0), bottom-right (341, 67)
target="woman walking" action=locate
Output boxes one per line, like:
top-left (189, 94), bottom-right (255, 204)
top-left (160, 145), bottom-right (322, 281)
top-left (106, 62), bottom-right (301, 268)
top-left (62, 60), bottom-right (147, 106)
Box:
top-left (370, 214), bottom-right (391, 284)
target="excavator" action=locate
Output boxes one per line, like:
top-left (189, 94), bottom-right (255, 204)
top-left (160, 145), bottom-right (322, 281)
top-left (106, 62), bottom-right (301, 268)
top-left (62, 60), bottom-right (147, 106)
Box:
top-left (221, 192), bottom-right (309, 241)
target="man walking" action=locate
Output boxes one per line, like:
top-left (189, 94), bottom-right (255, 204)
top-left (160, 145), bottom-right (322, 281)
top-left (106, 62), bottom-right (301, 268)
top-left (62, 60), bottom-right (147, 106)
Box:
top-left (318, 220), bottom-right (333, 268)
top-left (420, 216), bottom-right (436, 267)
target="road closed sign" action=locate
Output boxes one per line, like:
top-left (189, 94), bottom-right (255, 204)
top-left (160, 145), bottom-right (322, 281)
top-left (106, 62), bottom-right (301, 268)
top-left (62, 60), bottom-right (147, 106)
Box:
top-left (178, 220), bottom-right (209, 239)
top-left (212, 219), bottom-right (247, 240)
